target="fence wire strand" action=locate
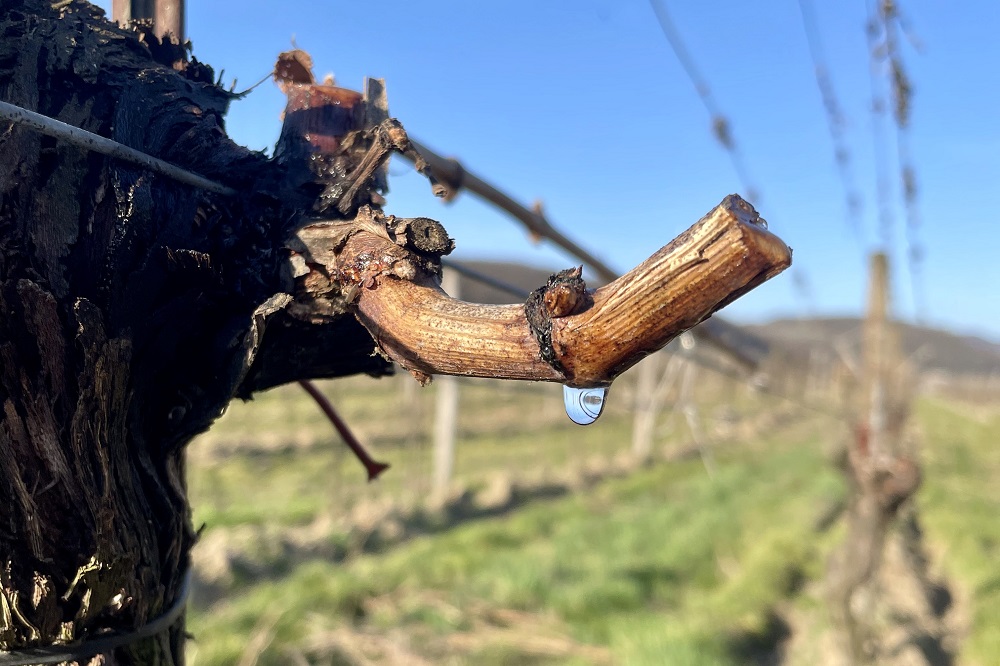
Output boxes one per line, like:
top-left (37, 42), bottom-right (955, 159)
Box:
top-left (646, 0), bottom-right (760, 204)
top-left (796, 0), bottom-right (866, 249)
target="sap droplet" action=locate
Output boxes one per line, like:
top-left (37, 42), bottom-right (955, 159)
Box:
top-left (563, 386), bottom-right (608, 426)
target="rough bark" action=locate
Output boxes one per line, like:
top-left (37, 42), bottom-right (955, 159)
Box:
top-left (0, 2), bottom-right (383, 663)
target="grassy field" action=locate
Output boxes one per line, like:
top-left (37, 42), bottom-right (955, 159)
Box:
top-left (916, 399), bottom-right (1000, 664)
top-left (183, 372), bottom-right (999, 665)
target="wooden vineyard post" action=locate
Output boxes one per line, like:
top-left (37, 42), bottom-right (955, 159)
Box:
top-left (432, 268), bottom-right (462, 502)
top-left (863, 254), bottom-right (892, 464)
top-left (630, 348), bottom-right (686, 463)
top-left (112, 0), bottom-right (184, 43)
top-left (630, 354), bottom-right (662, 462)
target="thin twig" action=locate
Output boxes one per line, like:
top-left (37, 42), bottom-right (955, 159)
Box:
top-left (0, 100), bottom-right (237, 196)
top-left (647, 0), bottom-right (759, 202)
top-left (863, 0), bottom-right (896, 250)
top-left (403, 139), bottom-right (619, 284)
top-left (878, 0), bottom-right (926, 320)
top-left (298, 380), bottom-right (390, 481)
top-left (796, 0), bottom-right (865, 247)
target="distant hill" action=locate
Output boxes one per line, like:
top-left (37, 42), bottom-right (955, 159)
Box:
top-left (958, 334), bottom-right (1000, 358)
top-left (447, 261), bottom-right (1000, 379)
top-left (746, 318), bottom-right (1000, 378)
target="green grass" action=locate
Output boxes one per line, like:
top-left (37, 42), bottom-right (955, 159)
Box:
top-left (188, 376), bottom-right (643, 529)
top-left (188, 413), bottom-right (844, 665)
top-left (915, 399), bottom-right (1000, 665)
top-left (185, 371), bottom-right (1000, 665)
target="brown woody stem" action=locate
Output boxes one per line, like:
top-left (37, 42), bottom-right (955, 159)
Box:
top-left (348, 194), bottom-right (791, 387)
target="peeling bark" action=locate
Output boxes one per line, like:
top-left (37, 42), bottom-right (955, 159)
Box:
top-left (0, 2), bottom-right (380, 663)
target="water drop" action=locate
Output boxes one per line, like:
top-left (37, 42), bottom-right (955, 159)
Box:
top-left (563, 386), bottom-right (608, 426)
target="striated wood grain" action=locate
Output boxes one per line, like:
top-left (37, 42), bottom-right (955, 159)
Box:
top-left (295, 194), bottom-right (791, 388)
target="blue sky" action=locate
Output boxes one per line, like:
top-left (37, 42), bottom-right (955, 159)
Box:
top-left (93, 1), bottom-right (1000, 342)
